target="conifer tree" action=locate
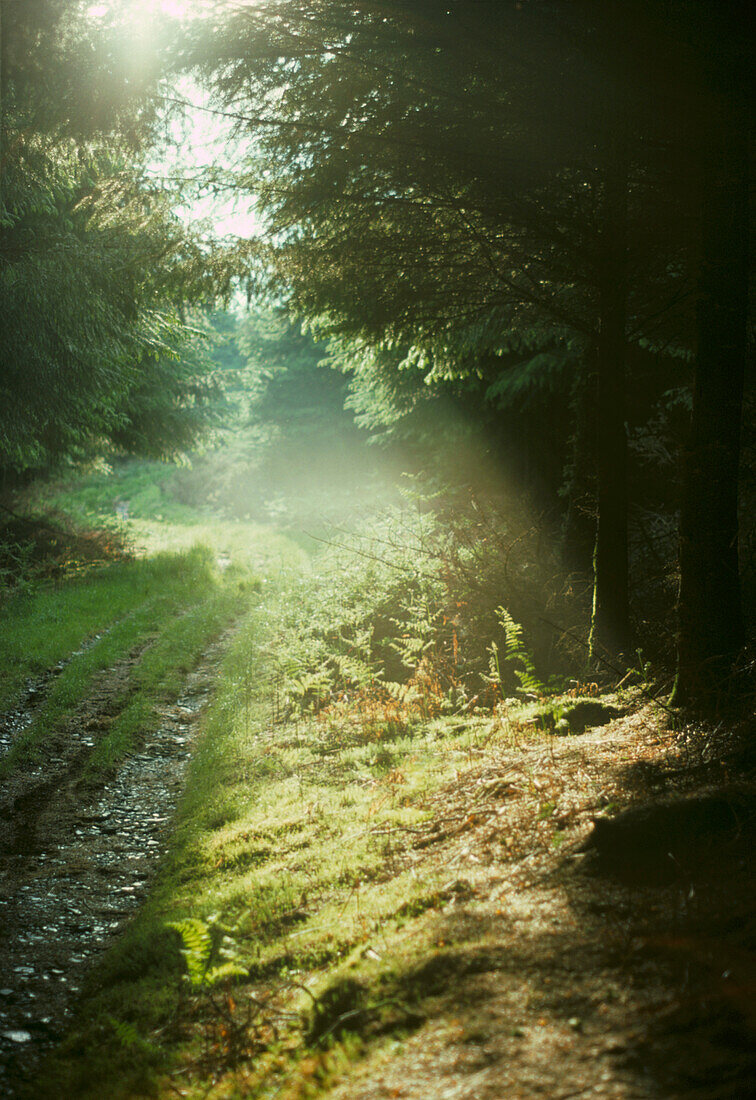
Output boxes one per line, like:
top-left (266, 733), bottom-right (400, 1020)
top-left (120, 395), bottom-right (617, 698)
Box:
top-left (192, 0), bottom-right (697, 658)
top-left (0, 1), bottom-right (227, 476)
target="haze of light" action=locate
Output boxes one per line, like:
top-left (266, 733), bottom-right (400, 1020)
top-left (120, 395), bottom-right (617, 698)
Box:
top-left (154, 79), bottom-right (261, 240)
top-left (87, 1), bottom-right (261, 19)
top-left (86, 0), bottom-right (261, 239)
top-left (87, 1), bottom-right (215, 20)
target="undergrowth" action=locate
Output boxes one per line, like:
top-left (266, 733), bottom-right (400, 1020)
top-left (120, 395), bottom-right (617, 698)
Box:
top-left (18, 475), bottom-right (614, 1099)
top-left (248, 504), bottom-right (569, 736)
top-left (29, 499), bottom-right (579, 1100)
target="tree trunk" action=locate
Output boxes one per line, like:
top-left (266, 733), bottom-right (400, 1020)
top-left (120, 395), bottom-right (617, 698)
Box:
top-left (561, 360), bottom-right (597, 582)
top-left (670, 93), bottom-right (748, 709)
top-left (590, 110), bottom-right (631, 661)
top-left (0, 1), bottom-right (4, 205)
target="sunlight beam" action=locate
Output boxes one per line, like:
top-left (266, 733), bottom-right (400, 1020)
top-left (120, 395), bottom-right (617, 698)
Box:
top-left (86, 1), bottom-right (221, 21)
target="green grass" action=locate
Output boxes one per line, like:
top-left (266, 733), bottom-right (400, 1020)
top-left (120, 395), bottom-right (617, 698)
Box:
top-left (15, 459), bottom-right (549, 1098)
top-left (30, 458), bottom-right (309, 571)
top-left (0, 547), bottom-right (254, 781)
top-left (84, 584), bottom-right (246, 776)
top-left (2, 459), bottom-right (309, 714)
top-left (0, 554), bottom-right (184, 710)
top-left (31, 578), bottom-right (504, 1100)
top-left (32, 459), bottom-right (201, 527)
top-left (1, 460), bottom-right (308, 788)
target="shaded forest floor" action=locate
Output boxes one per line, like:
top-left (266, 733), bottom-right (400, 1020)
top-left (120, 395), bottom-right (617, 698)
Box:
top-left (318, 709), bottom-right (756, 1100)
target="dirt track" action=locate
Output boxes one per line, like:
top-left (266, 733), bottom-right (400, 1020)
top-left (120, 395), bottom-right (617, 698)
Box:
top-left (0, 641), bottom-right (225, 1095)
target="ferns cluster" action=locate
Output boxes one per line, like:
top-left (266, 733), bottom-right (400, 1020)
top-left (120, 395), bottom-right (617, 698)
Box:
top-left (240, 503), bottom-right (558, 728)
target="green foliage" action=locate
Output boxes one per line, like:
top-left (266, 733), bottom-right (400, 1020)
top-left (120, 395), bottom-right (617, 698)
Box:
top-left (0, 132), bottom-right (223, 471)
top-left (167, 915), bottom-right (247, 988)
top-left (236, 308), bottom-right (339, 428)
top-left (485, 608), bottom-right (547, 699)
top-left (191, 0), bottom-right (697, 383)
top-left (497, 607), bottom-right (547, 696)
top-left (234, 492), bottom-right (576, 725)
top-left (107, 1018), bottom-right (162, 1063)
top-left (257, 509), bottom-right (449, 719)
top-left (0, 5), bottom-right (238, 476)
top-left (141, 305), bottom-right (390, 528)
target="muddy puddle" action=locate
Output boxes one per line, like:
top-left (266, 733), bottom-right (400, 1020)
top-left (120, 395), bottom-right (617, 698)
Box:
top-left (0, 654), bottom-right (220, 1095)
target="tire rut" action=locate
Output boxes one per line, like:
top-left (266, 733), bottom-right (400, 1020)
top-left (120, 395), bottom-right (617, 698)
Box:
top-left (0, 641), bottom-right (149, 853)
top-left (0, 630), bottom-right (111, 761)
top-left (0, 632), bottom-right (230, 1095)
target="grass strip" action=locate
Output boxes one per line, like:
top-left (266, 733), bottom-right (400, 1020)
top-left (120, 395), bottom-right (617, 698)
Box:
top-left (0, 547), bottom-right (241, 779)
top-left (32, 596), bottom-right (499, 1100)
top-left (85, 586), bottom-right (247, 777)
top-left (1, 561), bottom-right (155, 710)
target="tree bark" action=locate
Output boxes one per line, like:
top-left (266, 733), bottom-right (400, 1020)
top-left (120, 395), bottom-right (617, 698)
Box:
top-left (561, 360), bottom-right (597, 581)
top-left (670, 91), bottom-right (748, 708)
top-left (589, 109), bottom-right (631, 661)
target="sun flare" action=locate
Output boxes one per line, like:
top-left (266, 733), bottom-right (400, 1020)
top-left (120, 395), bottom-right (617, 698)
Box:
top-left (86, 0), bottom-right (213, 21)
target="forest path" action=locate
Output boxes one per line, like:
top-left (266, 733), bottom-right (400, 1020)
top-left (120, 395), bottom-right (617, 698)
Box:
top-left (323, 710), bottom-right (756, 1100)
top-left (0, 630), bottom-right (231, 1095)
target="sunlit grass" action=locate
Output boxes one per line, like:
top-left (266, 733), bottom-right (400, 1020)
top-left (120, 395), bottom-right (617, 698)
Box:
top-left (126, 516), bottom-right (303, 575)
top-left (34, 576), bottom-right (500, 1099)
top-left (0, 462), bottom-right (307, 783)
top-left (23, 460), bottom-right (550, 1099)
top-left (0, 547), bottom-right (253, 780)
top-left (84, 585), bottom-right (244, 776)
top-left (31, 459), bottom-right (309, 573)
top-left (0, 549), bottom-right (209, 710)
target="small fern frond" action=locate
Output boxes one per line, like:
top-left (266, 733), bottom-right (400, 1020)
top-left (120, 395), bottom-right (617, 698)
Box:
top-left (168, 916), bottom-right (248, 988)
top-left (167, 918), bottom-right (213, 987)
top-left (495, 606), bottom-right (546, 696)
top-left (204, 962), bottom-right (248, 985)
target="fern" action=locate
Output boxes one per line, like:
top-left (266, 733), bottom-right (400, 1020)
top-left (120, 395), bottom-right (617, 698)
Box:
top-left (495, 606), bottom-right (546, 696)
top-left (107, 1017), bottom-right (162, 1060)
top-left (168, 915), bottom-right (247, 988)
top-left (167, 918), bottom-right (213, 986)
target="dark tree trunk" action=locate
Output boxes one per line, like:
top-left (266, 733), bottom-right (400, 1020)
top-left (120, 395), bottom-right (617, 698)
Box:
top-left (0, 2), bottom-right (4, 203)
top-left (590, 111), bottom-right (631, 660)
top-left (670, 93), bottom-right (748, 708)
top-left (561, 361), bottom-right (597, 581)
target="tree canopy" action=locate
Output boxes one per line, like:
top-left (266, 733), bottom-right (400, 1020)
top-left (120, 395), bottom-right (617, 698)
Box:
top-left (188, 0), bottom-right (752, 704)
top-left (1, 0), bottom-right (751, 708)
top-left (0, 0), bottom-right (233, 475)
